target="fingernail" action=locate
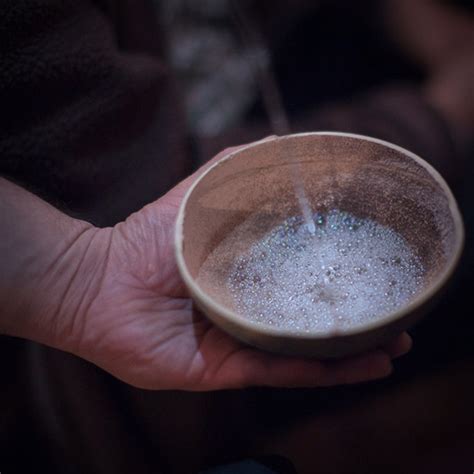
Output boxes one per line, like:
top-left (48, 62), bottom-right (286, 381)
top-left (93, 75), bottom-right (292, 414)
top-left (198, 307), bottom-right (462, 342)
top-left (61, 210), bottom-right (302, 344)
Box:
top-left (394, 333), bottom-right (413, 359)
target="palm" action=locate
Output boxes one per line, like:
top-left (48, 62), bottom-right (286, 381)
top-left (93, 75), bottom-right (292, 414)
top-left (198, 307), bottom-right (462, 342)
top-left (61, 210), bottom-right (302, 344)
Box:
top-left (78, 148), bottom-right (411, 391)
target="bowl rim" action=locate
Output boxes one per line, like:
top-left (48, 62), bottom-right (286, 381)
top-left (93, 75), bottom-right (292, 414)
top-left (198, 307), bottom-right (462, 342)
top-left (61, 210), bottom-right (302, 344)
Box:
top-left (175, 131), bottom-right (465, 339)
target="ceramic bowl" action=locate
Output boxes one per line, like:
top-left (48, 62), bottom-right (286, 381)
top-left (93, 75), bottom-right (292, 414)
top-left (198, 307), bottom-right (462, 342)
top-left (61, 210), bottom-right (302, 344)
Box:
top-left (175, 132), bottom-right (464, 358)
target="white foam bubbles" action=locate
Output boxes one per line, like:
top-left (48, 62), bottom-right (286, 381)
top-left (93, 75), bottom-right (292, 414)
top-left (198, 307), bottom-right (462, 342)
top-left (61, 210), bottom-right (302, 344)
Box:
top-left (201, 210), bottom-right (425, 334)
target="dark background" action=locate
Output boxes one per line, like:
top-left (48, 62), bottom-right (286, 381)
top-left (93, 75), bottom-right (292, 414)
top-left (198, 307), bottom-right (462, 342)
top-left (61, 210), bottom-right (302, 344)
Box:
top-left (1, 1), bottom-right (473, 473)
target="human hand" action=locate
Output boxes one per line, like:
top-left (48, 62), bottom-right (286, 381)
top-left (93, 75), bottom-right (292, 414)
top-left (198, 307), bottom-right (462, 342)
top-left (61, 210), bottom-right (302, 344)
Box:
top-left (0, 145), bottom-right (412, 391)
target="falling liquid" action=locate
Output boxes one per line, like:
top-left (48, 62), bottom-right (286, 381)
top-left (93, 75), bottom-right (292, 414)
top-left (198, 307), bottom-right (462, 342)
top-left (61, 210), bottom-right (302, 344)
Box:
top-left (292, 166), bottom-right (316, 235)
top-left (198, 210), bottom-right (425, 333)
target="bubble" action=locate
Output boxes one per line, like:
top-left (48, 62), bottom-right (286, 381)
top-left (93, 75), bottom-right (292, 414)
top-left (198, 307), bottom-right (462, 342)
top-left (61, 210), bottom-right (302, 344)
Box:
top-left (198, 209), bottom-right (425, 334)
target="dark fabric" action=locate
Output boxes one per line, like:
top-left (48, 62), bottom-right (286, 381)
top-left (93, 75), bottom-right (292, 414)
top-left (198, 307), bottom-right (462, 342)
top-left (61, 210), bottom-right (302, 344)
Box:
top-left (0, 0), bottom-right (190, 227)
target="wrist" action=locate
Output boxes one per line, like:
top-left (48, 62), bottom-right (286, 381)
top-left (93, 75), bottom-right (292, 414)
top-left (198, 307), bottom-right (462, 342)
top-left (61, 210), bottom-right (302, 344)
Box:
top-left (0, 179), bottom-right (109, 353)
top-left (23, 226), bottom-right (112, 354)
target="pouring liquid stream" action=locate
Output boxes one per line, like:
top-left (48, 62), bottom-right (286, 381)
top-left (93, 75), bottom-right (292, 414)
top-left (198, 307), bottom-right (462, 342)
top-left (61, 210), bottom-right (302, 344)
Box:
top-left (231, 1), bottom-right (317, 235)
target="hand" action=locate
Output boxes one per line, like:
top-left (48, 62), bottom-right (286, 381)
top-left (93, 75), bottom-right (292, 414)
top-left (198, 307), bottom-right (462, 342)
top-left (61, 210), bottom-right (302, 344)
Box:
top-left (56, 145), bottom-right (410, 390)
top-left (0, 146), bottom-right (412, 391)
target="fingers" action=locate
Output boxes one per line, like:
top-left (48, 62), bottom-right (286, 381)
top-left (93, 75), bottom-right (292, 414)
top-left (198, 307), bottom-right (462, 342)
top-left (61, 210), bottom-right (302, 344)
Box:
top-left (142, 144), bottom-right (248, 236)
top-left (382, 332), bottom-right (413, 359)
top-left (162, 135), bottom-right (278, 206)
top-left (198, 134), bottom-right (277, 176)
top-left (317, 350), bottom-right (393, 387)
top-left (214, 346), bottom-right (394, 390)
top-left (170, 145), bottom-right (242, 196)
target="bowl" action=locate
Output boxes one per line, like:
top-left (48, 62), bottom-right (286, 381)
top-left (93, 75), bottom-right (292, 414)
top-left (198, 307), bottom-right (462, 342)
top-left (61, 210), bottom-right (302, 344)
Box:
top-left (175, 132), bottom-right (464, 358)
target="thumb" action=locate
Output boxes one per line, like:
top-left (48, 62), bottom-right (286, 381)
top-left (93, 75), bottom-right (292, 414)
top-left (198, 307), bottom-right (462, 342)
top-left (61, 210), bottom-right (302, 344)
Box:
top-left (162, 135), bottom-right (278, 210)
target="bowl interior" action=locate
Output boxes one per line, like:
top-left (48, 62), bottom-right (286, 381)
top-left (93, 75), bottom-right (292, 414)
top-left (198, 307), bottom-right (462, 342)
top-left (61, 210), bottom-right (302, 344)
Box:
top-left (179, 133), bottom-right (461, 333)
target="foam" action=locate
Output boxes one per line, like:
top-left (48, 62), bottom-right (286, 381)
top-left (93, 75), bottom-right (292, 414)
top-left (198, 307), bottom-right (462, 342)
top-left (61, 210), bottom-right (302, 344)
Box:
top-left (199, 210), bottom-right (425, 334)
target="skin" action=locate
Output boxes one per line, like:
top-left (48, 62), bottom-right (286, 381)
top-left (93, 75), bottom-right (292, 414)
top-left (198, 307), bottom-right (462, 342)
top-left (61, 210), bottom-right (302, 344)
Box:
top-left (0, 144), bottom-right (412, 391)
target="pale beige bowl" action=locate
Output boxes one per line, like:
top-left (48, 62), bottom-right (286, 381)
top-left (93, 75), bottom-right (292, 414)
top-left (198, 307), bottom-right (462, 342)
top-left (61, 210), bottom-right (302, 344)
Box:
top-left (175, 132), bottom-right (464, 358)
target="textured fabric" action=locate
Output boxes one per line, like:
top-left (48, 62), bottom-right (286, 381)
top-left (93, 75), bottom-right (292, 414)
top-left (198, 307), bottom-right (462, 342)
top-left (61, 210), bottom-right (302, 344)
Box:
top-left (0, 0), bottom-right (190, 226)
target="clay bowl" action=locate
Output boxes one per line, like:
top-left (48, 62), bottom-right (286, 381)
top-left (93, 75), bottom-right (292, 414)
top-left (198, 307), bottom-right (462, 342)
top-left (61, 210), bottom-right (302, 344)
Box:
top-left (175, 132), bottom-right (464, 358)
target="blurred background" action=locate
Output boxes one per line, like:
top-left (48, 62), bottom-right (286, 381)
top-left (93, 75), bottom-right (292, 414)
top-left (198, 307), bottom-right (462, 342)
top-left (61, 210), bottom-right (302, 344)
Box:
top-left (1, 0), bottom-right (473, 473)
top-left (158, 0), bottom-right (473, 168)
top-left (159, 2), bottom-right (474, 473)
